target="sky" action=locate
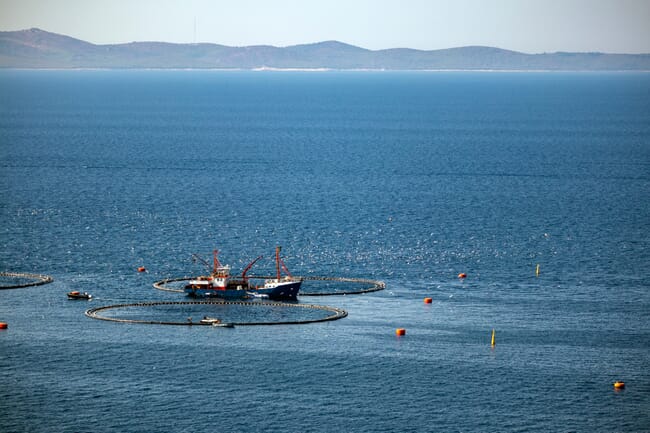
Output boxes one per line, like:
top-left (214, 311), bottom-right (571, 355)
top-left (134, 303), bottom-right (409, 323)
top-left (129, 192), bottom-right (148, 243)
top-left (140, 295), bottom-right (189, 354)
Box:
top-left (1, 0), bottom-right (649, 53)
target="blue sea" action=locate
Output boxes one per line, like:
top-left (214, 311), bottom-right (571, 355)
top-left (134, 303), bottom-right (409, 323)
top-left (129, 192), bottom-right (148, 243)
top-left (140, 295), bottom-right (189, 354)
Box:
top-left (1, 70), bottom-right (649, 432)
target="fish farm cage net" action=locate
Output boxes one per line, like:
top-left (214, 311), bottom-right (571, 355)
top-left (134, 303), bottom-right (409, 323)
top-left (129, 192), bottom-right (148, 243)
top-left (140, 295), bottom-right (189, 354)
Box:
top-left (85, 301), bottom-right (347, 326)
top-left (0, 272), bottom-right (53, 289)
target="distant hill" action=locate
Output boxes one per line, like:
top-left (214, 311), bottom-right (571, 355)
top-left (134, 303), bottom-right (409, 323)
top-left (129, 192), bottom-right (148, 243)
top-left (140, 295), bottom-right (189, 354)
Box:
top-left (1, 28), bottom-right (649, 70)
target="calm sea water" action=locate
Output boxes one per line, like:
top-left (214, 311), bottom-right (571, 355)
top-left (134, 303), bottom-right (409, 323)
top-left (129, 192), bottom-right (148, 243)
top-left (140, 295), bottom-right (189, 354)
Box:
top-left (1, 70), bottom-right (649, 432)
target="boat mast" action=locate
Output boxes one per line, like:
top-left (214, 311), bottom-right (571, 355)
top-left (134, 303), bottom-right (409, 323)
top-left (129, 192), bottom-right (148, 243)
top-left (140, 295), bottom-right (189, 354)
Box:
top-left (275, 246), bottom-right (281, 280)
top-left (213, 250), bottom-right (221, 274)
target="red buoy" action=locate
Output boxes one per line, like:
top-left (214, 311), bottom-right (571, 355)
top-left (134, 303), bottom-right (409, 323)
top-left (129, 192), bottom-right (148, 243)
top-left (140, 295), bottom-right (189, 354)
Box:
top-left (0, 322), bottom-right (8, 330)
top-left (395, 328), bottom-right (406, 336)
top-left (138, 266), bottom-right (146, 273)
top-left (458, 273), bottom-right (467, 279)
top-left (424, 297), bottom-right (433, 304)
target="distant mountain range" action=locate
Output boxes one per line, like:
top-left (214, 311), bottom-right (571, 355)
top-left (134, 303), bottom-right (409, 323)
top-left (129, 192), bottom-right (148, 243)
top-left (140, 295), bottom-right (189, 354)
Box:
top-left (1, 28), bottom-right (649, 71)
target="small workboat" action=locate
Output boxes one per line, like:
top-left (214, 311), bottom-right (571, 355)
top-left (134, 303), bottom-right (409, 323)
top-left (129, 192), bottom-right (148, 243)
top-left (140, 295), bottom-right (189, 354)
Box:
top-left (67, 291), bottom-right (92, 300)
top-left (199, 317), bottom-right (234, 327)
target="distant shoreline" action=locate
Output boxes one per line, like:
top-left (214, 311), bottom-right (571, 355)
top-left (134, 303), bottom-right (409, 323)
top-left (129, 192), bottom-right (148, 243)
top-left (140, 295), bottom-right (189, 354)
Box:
top-left (3, 29), bottom-right (649, 71)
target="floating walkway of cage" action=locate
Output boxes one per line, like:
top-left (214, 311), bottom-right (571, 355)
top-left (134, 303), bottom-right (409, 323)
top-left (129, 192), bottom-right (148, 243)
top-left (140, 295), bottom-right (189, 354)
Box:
top-left (0, 272), bottom-right (54, 289)
top-left (153, 275), bottom-right (385, 296)
top-left (85, 300), bottom-right (347, 326)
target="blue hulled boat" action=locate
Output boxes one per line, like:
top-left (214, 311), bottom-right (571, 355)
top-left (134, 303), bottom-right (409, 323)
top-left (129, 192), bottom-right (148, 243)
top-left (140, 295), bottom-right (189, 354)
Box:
top-left (251, 246), bottom-right (301, 300)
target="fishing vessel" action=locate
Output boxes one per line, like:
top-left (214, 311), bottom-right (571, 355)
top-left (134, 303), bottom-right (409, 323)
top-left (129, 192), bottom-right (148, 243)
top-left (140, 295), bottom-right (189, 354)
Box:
top-left (250, 246), bottom-right (302, 300)
top-left (184, 250), bottom-right (250, 299)
top-left (183, 247), bottom-right (301, 300)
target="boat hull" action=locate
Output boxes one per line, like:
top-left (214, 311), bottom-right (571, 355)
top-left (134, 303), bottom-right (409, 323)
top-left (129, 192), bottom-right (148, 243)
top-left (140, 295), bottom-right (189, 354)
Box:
top-left (184, 286), bottom-right (249, 299)
top-left (67, 291), bottom-right (91, 300)
top-left (250, 280), bottom-right (301, 301)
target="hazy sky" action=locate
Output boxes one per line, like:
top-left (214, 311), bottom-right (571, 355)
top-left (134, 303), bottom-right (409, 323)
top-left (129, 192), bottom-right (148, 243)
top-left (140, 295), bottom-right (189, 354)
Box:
top-left (1, 0), bottom-right (649, 53)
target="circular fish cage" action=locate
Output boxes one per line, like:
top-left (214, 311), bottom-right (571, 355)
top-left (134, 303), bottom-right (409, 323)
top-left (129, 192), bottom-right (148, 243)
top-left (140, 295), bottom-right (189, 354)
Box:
top-left (85, 301), bottom-right (347, 326)
top-left (298, 276), bottom-right (385, 296)
top-left (0, 272), bottom-right (54, 289)
top-left (153, 275), bottom-right (385, 296)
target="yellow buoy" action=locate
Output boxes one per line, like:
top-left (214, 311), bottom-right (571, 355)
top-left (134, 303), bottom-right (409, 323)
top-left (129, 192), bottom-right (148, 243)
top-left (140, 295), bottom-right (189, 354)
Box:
top-left (536, 264), bottom-right (540, 277)
top-left (424, 297), bottom-right (432, 304)
top-left (491, 329), bottom-right (496, 347)
top-left (614, 381), bottom-right (625, 389)
top-left (396, 328), bottom-right (406, 336)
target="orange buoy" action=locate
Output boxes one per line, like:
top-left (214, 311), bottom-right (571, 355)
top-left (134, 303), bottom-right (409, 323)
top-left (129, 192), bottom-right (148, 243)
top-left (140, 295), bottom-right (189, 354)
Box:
top-left (458, 273), bottom-right (467, 279)
top-left (424, 297), bottom-right (432, 304)
top-left (138, 266), bottom-right (146, 273)
top-left (396, 328), bottom-right (406, 336)
top-left (0, 322), bottom-right (8, 330)
top-left (614, 381), bottom-right (625, 389)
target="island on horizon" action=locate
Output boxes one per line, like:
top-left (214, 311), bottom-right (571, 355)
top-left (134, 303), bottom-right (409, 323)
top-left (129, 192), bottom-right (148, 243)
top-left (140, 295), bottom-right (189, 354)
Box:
top-left (1, 28), bottom-right (649, 71)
